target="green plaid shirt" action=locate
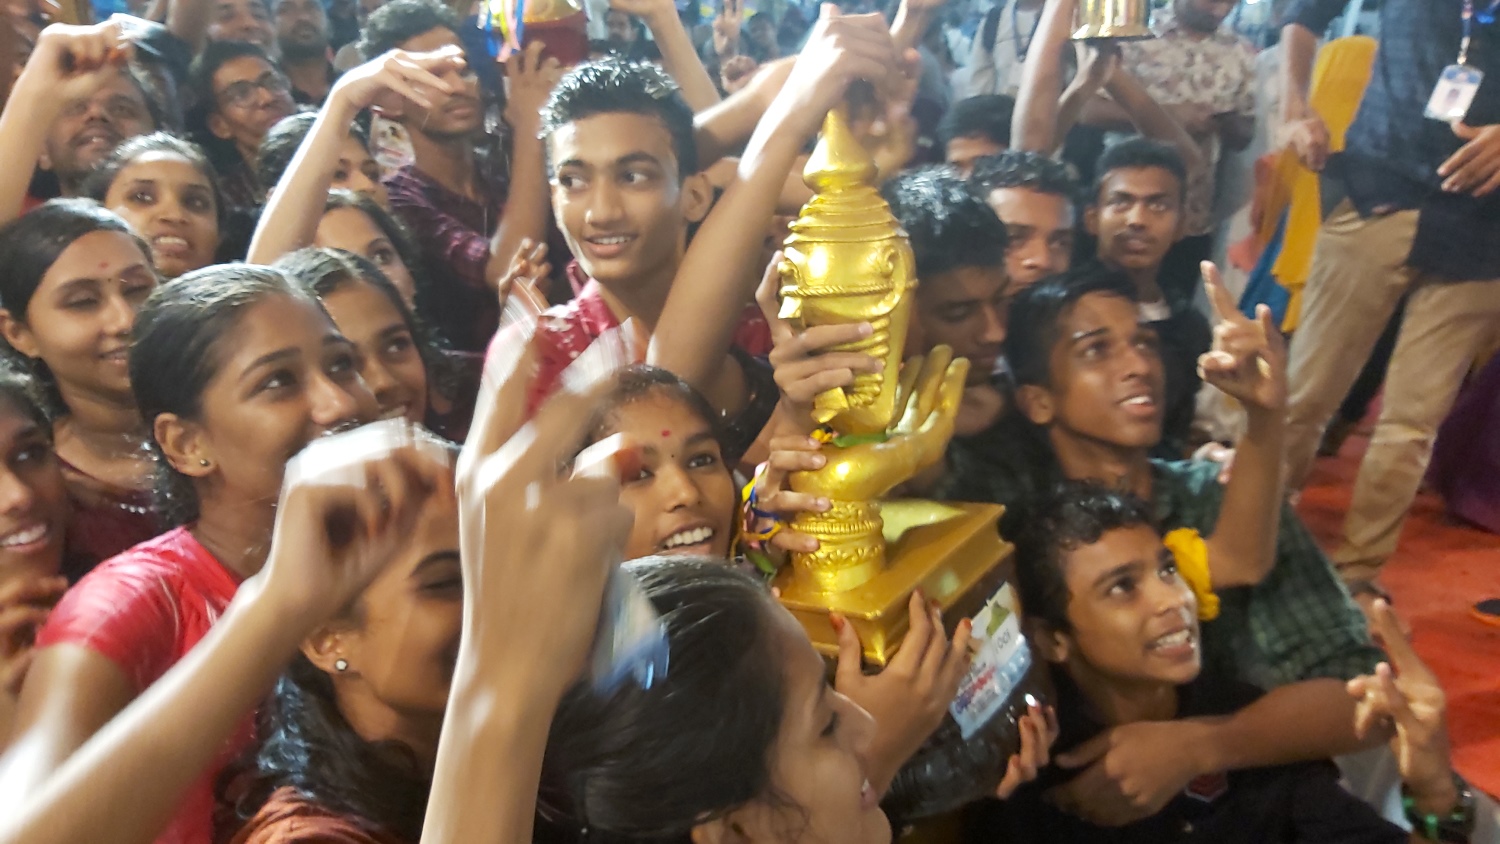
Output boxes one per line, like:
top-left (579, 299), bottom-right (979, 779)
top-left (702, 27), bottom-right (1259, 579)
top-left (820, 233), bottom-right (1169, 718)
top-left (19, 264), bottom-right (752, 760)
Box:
top-left (1149, 460), bottom-right (1382, 689)
top-left (938, 442), bottom-right (1382, 689)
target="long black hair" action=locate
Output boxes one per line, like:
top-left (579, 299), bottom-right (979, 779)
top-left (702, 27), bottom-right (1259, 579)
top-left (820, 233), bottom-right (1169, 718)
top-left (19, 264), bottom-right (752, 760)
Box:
top-left (540, 557), bottom-right (792, 842)
top-left (275, 247), bottom-right (467, 407)
top-left (130, 263), bottom-right (316, 527)
top-left (0, 199), bottom-right (154, 418)
top-left (225, 651), bottom-right (432, 843)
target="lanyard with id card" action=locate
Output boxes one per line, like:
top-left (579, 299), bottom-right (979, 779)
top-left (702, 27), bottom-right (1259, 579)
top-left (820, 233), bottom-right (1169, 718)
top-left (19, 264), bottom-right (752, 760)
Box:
top-left (1427, 0), bottom-right (1500, 121)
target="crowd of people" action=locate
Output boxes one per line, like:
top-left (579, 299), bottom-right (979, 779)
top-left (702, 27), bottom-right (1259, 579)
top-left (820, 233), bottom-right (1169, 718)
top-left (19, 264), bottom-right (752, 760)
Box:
top-left (0, 0), bottom-right (1493, 841)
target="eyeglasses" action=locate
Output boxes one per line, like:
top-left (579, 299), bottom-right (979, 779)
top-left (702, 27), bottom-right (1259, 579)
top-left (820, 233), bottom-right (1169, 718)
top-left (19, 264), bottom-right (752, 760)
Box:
top-left (216, 71), bottom-right (291, 109)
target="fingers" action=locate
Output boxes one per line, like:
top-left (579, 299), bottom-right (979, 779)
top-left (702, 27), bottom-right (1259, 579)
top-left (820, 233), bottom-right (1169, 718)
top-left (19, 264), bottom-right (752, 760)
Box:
top-left (995, 705), bottom-right (1051, 799)
top-left (0, 574), bottom-right (68, 611)
top-left (1200, 261), bottom-right (1240, 323)
top-left (888, 590), bottom-right (934, 675)
top-left (912, 345), bottom-right (953, 424)
top-left (464, 337), bottom-right (540, 475)
top-left (754, 252), bottom-right (790, 342)
top-left (1374, 661), bottom-right (1416, 725)
top-left (832, 613), bottom-right (864, 688)
top-left (0, 604), bottom-right (52, 648)
top-left (1368, 598), bottom-right (1429, 679)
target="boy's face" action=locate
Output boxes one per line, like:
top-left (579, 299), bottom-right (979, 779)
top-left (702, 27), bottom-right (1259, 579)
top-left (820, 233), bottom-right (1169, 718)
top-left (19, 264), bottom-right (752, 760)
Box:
top-left (1017, 291), bottom-right (1164, 451)
top-left (1086, 166), bottom-right (1184, 276)
top-left (1054, 525), bottom-right (1201, 687)
top-left (912, 264), bottom-right (1009, 386)
top-left (394, 28), bottom-right (482, 139)
top-left (985, 186), bottom-right (1074, 290)
top-left (548, 111), bottom-right (708, 288)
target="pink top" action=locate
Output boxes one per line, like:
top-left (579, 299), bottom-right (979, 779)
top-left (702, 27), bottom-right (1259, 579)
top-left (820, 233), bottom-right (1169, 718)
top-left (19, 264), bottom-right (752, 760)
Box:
top-left (37, 526), bottom-right (252, 844)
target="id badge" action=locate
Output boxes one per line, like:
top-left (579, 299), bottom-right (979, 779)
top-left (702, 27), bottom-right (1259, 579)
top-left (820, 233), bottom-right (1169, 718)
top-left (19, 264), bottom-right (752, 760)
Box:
top-left (1426, 64), bottom-right (1485, 123)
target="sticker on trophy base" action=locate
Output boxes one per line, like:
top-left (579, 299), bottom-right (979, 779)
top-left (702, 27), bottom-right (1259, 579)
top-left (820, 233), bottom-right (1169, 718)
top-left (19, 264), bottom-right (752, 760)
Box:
top-left (1426, 64), bottom-right (1485, 123)
top-left (950, 583), bottom-right (1032, 740)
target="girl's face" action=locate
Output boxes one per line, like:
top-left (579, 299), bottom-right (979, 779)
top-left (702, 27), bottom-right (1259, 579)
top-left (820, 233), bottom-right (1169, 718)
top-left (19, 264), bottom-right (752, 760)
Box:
top-left (319, 279), bottom-right (428, 424)
top-left (724, 605), bottom-right (890, 844)
top-left (0, 230), bottom-right (156, 405)
top-left (103, 152), bottom-right (221, 279)
top-left (314, 487), bottom-right (461, 728)
top-left (180, 294), bottom-right (376, 510)
top-left (315, 207), bottom-right (417, 306)
top-left (610, 394), bottom-right (736, 561)
top-left (0, 399), bottom-right (68, 588)
top-left (333, 134), bottom-right (388, 206)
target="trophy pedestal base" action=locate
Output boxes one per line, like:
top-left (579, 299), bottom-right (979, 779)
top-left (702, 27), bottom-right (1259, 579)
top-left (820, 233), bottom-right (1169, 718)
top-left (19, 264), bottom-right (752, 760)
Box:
top-left (774, 501), bottom-right (1012, 666)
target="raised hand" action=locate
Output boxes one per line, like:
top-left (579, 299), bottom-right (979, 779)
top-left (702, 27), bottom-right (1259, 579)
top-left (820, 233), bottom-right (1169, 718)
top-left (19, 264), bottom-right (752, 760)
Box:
top-left (775, 4), bottom-right (901, 136)
top-left (503, 40), bottom-right (564, 137)
top-left (833, 590), bottom-right (973, 791)
top-left (720, 53), bottom-right (759, 94)
top-left (0, 574), bottom-right (67, 695)
top-left (455, 339), bottom-right (634, 700)
top-left (19, 19), bottom-right (131, 99)
top-left (1348, 599), bottom-right (1454, 810)
top-left (1197, 261), bottom-right (1286, 416)
top-left (259, 421), bottom-right (452, 624)
top-left (1440, 121), bottom-right (1500, 197)
top-left (331, 46), bottom-right (462, 113)
top-left (1074, 40), bottom-right (1119, 92)
top-left (712, 0), bottom-right (742, 58)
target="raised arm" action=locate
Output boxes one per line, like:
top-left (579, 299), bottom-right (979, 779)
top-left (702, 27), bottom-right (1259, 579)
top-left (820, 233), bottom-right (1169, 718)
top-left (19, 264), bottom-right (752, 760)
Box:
top-left (1011, 0), bottom-right (1079, 151)
top-left (165, 0), bottom-right (212, 54)
top-left (0, 430), bottom-right (447, 844)
top-left (482, 41), bottom-right (562, 288)
top-left (0, 21), bottom-right (130, 225)
top-left (648, 8), bottom-right (904, 412)
top-left (422, 346), bottom-right (632, 844)
top-left (1100, 64), bottom-right (1207, 178)
top-left (1195, 263), bottom-right (1286, 588)
top-left (248, 46), bottom-right (466, 264)
top-left (615, 0), bottom-right (721, 110)
top-left (692, 54), bottom-right (795, 167)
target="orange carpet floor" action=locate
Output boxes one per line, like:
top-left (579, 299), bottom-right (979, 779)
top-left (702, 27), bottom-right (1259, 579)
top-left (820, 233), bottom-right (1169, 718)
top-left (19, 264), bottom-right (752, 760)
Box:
top-left (1296, 430), bottom-right (1500, 799)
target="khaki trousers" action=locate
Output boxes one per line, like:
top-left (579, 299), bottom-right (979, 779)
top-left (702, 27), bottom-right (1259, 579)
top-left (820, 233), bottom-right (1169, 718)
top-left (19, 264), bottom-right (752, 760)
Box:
top-left (1284, 201), bottom-right (1500, 581)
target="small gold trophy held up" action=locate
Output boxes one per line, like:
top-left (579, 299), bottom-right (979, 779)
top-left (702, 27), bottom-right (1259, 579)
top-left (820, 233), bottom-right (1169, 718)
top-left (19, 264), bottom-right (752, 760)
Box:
top-left (772, 108), bottom-right (1048, 822)
top-left (1071, 0), bottom-right (1154, 41)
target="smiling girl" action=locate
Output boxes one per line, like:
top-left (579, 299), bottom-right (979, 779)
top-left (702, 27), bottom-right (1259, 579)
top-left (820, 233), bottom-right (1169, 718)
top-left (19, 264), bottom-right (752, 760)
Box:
top-left (6, 265), bottom-right (375, 844)
top-left (0, 200), bottom-right (160, 574)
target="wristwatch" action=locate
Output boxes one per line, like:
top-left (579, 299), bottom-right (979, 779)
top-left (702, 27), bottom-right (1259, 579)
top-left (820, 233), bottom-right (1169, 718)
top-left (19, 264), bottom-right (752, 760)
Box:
top-left (1402, 771), bottom-right (1477, 843)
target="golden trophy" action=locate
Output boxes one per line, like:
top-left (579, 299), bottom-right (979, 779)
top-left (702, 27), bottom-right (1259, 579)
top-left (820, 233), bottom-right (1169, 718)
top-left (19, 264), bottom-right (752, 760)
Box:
top-left (772, 106), bottom-right (1010, 666)
top-left (771, 109), bottom-right (1048, 822)
top-left (1071, 0), bottom-right (1155, 41)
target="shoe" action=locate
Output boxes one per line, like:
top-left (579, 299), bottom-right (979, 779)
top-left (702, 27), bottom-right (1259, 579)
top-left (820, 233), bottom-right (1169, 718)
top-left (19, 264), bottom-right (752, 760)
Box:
top-left (1472, 599), bottom-right (1500, 627)
top-left (1318, 417), bottom-right (1359, 457)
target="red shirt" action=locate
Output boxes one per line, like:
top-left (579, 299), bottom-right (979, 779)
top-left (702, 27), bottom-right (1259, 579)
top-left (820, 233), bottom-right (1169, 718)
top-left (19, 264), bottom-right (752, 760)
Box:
top-left (36, 527), bottom-right (252, 844)
top-left (491, 264), bottom-right (773, 418)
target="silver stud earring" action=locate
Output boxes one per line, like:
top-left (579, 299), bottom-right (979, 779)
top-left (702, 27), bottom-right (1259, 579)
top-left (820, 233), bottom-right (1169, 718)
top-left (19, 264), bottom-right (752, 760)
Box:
top-left (334, 659), bottom-right (348, 672)
top-left (199, 459), bottom-right (210, 467)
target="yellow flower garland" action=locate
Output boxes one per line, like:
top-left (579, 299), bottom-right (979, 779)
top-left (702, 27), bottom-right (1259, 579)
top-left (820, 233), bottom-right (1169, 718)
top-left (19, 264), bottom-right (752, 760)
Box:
top-left (1163, 528), bottom-right (1219, 621)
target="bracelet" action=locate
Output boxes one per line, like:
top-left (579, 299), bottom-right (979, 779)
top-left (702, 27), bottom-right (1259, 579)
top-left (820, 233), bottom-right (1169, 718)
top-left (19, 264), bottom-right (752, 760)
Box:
top-left (1401, 771), bottom-right (1476, 843)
